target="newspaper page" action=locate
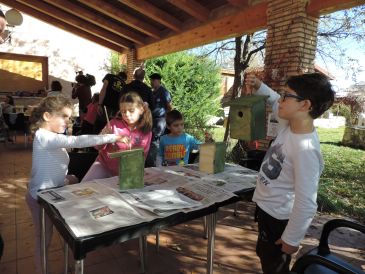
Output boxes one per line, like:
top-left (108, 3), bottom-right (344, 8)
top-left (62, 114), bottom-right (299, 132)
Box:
top-left (38, 182), bottom-right (113, 204)
top-left (202, 163), bottom-right (258, 192)
top-left (54, 193), bottom-right (154, 238)
top-left (119, 187), bottom-right (202, 216)
top-left (174, 179), bottom-right (236, 209)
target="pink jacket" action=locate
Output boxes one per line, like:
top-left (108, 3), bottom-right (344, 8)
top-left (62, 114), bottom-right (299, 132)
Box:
top-left (96, 118), bottom-right (152, 176)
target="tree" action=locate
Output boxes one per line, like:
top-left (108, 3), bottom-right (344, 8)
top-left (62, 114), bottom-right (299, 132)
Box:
top-left (103, 51), bottom-right (126, 74)
top-left (145, 52), bottom-right (221, 139)
top-left (195, 5), bottom-right (365, 143)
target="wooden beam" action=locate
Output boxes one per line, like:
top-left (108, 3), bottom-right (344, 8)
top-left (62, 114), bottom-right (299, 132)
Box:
top-left (227, 0), bottom-right (250, 8)
top-left (78, 0), bottom-right (161, 39)
top-left (15, 0), bottom-right (133, 49)
top-left (0, 0), bottom-right (125, 52)
top-left (44, 0), bottom-right (145, 45)
top-left (137, 2), bottom-right (267, 60)
top-left (307, 0), bottom-right (365, 16)
top-left (167, 0), bottom-right (210, 22)
top-left (119, 0), bottom-right (182, 32)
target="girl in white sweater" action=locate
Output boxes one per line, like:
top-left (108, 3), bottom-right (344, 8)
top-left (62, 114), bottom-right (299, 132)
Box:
top-left (26, 96), bottom-right (126, 274)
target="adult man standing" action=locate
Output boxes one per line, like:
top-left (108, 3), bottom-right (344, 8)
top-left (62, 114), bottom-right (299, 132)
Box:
top-left (121, 67), bottom-right (154, 111)
top-left (94, 71), bottom-right (127, 133)
top-left (150, 73), bottom-right (172, 139)
top-left (71, 72), bottom-right (92, 122)
top-left (145, 73), bottom-right (172, 167)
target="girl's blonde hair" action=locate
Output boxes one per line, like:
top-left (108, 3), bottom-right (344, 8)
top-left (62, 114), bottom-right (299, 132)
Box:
top-left (118, 92), bottom-right (152, 134)
top-left (30, 96), bottom-right (73, 133)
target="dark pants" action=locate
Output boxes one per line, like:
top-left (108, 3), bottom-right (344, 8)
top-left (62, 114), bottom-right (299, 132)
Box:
top-left (81, 120), bottom-right (94, 135)
top-left (255, 206), bottom-right (291, 274)
top-left (145, 117), bottom-right (167, 167)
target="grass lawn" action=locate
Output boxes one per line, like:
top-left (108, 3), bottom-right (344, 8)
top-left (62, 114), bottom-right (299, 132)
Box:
top-left (316, 127), bottom-right (365, 220)
top-left (212, 126), bottom-right (365, 220)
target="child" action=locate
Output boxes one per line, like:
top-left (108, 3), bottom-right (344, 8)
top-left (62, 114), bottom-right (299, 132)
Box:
top-left (47, 80), bottom-right (63, 97)
top-left (81, 93), bottom-right (99, 134)
top-left (26, 96), bottom-right (127, 274)
top-left (246, 73), bottom-right (334, 274)
top-left (81, 92), bottom-right (153, 181)
top-left (158, 110), bottom-right (202, 166)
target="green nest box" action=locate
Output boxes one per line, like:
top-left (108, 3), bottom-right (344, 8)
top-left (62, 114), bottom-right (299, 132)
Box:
top-left (224, 95), bottom-right (267, 141)
top-left (199, 142), bottom-right (226, 174)
top-left (108, 149), bottom-right (144, 190)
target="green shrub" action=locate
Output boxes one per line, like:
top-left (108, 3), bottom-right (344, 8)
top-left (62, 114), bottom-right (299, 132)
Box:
top-left (145, 52), bottom-right (221, 140)
top-left (330, 103), bottom-right (351, 125)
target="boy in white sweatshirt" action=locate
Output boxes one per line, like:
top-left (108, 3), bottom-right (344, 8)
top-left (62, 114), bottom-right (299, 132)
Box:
top-left (246, 73), bottom-right (335, 274)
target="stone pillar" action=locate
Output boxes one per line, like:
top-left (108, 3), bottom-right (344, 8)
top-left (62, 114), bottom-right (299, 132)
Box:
top-left (264, 0), bottom-right (319, 90)
top-left (256, 0), bottom-right (319, 149)
top-left (126, 48), bottom-right (142, 82)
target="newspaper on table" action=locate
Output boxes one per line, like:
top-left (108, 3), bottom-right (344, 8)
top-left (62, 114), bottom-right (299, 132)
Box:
top-left (38, 182), bottom-right (155, 238)
top-left (37, 163), bottom-right (257, 238)
top-left (144, 164), bottom-right (258, 193)
top-left (119, 187), bottom-right (202, 216)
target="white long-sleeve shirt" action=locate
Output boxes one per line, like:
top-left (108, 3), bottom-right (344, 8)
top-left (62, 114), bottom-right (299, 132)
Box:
top-left (29, 128), bottom-right (117, 199)
top-left (252, 83), bottom-right (323, 246)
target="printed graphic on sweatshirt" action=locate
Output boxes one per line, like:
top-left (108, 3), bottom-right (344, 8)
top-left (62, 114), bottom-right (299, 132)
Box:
top-left (134, 136), bottom-right (142, 146)
top-left (259, 143), bottom-right (285, 185)
top-left (164, 144), bottom-right (186, 162)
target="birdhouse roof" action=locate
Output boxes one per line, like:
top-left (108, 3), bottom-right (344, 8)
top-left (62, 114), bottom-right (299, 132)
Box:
top-left (222, 95), bottom-right (267, 107)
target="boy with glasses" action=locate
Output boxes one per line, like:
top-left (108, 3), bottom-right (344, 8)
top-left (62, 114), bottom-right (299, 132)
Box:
top-left (246, 73), bottom-right (335, 274)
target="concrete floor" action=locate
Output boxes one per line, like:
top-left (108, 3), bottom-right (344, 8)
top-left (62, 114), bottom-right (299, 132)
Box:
top-left (0, 137), bottom-right (364, 274)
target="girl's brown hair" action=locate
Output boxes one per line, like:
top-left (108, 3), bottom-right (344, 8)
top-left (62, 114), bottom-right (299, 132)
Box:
top-left (118, 92), bottom-right (152, 134)
top-left (29, 96), bottom-right (73, 133)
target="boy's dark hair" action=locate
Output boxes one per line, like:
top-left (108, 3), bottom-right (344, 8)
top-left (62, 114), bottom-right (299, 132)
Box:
top-left (0, 10), bottom-right (5, 18)
top-left (6, 95), bottom-right (14, 106)
top-left (51, 80), bottom-right (62, 91)
top-left (166, 110), bottom-right (183, 126)
top-left (133, 68), bottom-right (145, 81)
top-left (286, 73), bottom-right (335, 119)
top-left (118, 71), bottom-right (127, 81)
top-left (150, 73), bottom-right (162, 80)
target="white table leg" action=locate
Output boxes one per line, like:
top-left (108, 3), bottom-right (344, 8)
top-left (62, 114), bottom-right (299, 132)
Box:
top-left (75, 259), bottom-right (84, 274)
top-left (207, 212), bottom-right (217, 274)
top-left (155, 230), bottom-right (160, 253)
top-left (64, 241), bottom-right (69, 274)
top-left (139, 235), bottom-right (147, 273)
top-left (203, 216), bottom-right (208, 239)
top-left (40, 207), bottom-right (48, 274)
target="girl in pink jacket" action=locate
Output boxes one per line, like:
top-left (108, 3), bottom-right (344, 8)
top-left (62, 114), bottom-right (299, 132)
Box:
top-left (82, 92), bottom-right (152, 180)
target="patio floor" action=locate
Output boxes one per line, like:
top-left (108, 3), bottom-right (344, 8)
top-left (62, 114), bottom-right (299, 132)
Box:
top-left (0, 137), bottom-right (364, 274)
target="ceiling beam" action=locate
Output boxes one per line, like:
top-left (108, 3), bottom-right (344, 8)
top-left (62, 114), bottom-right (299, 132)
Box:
top-left (0, 0), bottom-right (125, 52)
top-left (226, 0), bottom-right (250, 8)
top-left (15, 0), bottom-right (133, 49)
top-left (137, 2), bottom-right (267, 60)
top-left (43, 0), bottom-right (145, 45)
top-left (119, 0), bottom-right (181, 32)
top-left (77, 0), bottom-right (161, 39)
top-left (307, 0), bottom-right (365, 16)
top-left (167, 0), bottom-right (210, 22)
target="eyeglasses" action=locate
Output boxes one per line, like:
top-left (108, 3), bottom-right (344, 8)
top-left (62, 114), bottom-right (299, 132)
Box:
top-left (278, 92), bottom-right (305, 101)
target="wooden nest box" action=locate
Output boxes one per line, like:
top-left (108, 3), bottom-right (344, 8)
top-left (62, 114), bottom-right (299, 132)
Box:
top-left (224, 95), bottom-right (267, 141)
top-left (108, 149), bottom-right (144, 190)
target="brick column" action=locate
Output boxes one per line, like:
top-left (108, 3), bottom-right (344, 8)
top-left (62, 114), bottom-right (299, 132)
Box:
top-left (126, 48), bottom-right (142, 82)
top-left (264, 0), bottom-right (319, 90)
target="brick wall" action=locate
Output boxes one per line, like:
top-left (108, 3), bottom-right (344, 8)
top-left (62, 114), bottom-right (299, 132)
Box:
top-left (264, 0), bottom-right (319, 90)
top-left (258, 0), bottom-right (319, 149)
top-left (126, 49), bottom-right (142, 82)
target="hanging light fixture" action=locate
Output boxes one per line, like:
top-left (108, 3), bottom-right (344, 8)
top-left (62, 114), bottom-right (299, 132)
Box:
top-left (5, 8), bottom-right (23, 26)
top-left (0, 8), bottom-right (23, 44)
